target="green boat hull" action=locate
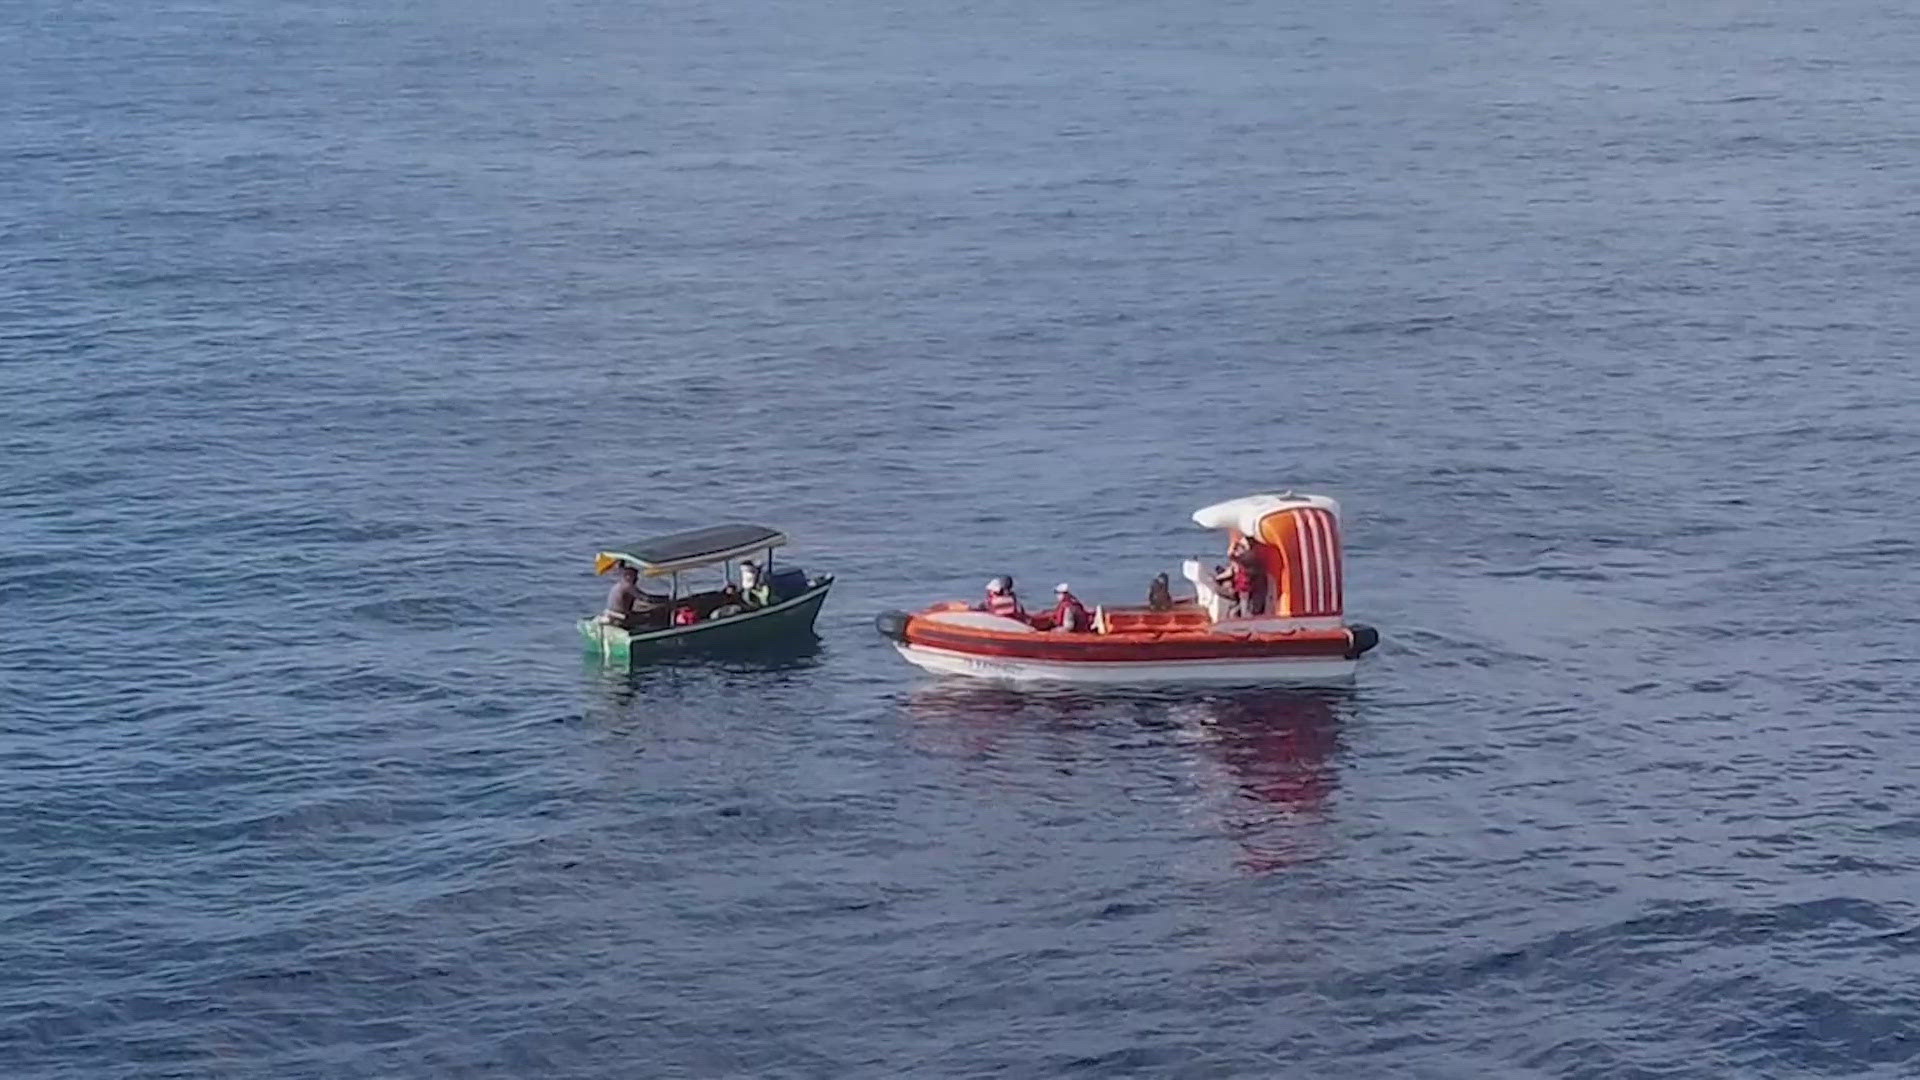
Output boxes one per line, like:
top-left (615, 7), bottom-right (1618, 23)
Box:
top-left (579, 578), bottom-right (833, 668)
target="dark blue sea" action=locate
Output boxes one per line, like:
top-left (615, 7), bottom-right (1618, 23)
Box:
top-left (5, 0), bottom-right (1919, 1075)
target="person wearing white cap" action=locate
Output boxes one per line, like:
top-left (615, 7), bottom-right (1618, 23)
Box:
top-left (980, 575), bottom-right (1027, 621)
top-left (739, 560), bottom-right (772, 608)
top-left (1048, 582), bottom-right (1091, 633)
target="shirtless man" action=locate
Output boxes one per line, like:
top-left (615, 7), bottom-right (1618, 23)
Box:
top-left (599, 563), bottom-right (663, 628)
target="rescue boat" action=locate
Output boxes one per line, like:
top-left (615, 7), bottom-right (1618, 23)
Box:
top-left (874, 492), bottom-right (1380, 687)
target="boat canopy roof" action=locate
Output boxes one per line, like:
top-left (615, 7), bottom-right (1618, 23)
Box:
top-left (1191, 492), bottom-right (1340, 536)
top-left (595, 523), bottom-right (788, 576)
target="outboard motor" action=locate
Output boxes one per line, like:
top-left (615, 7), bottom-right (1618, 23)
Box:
top-left (1345, 624), bottom-right (1380, 658)
top-left (874, 610), bottom-right (911, 643)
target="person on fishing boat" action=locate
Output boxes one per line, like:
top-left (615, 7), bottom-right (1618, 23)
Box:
top-left (980, 576), bottom-right (1027, 621)
top-left (600, 563), bottom-right (651, 628)
top-left (706, 584), bottom-right (747, 620)
top-left (1049, 583), bottom-right (1091, 633)
top-left (740, 561), bottom-right (773, 608)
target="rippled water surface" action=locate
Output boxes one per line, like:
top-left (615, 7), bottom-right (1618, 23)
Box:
top-left (5, 0), bottom-right (1920, 1076)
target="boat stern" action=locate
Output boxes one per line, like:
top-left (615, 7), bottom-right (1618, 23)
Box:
top-left (874, 609), bottom-right (912, 644)
top-left (1346, 623), bottom-right (1380, 659)
top-left (579, 617), bottom-right (632, 666)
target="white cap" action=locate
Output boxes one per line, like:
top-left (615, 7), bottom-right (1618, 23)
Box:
top-left (1055, 582), bottom-right (1071, 593)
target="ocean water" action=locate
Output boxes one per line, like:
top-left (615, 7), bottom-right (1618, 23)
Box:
top-left (4, 0), bottom-right (1919, 1075)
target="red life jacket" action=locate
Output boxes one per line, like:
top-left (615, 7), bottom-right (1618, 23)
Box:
top-left (1231, 547), bottom-right (1266, 594)
top-left (987, 591), bottom-right (1025, 619)
top-left (1230, 548), bottom-right (1270, 615)
top-left (1052, 595), bottom-right (1089, 631)
top-left (672, 605), bottom-right (698, 626)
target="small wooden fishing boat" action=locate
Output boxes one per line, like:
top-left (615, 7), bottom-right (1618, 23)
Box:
top-left (875, 492), bottom-right (1379, 687)
top-left (579, 523), bottom-right (833, 667)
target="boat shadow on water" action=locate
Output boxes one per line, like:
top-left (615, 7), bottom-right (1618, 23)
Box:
top-left (901, 682), bottom-right (1357, 872)
top-left (580, 636), bottom-right (827, 714)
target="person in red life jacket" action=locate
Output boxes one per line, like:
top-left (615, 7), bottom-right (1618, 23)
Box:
top-left (1227, 537), bottom-right (1269, 617)
top-left (1049, 582), bottom-right (1091, 632)
top-left (1239, 538), bottom-right (1270, 616)
top-left (671, 603), bottom-right (699, 626)
top-left (978, 576), bottom-right (1027, 621)
top-left (1212, 563), bottom-right (1239, 614)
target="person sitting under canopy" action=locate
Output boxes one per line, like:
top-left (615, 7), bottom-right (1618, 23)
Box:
top-left (1230, 536), bottom-right (1269, 616)
top-left (598, 563), bottom-right (667, 628)
top-left (709, 584), bottom-right (746, 620)
top-left (740, 561), bottom-right (773, 608)
top-left (1212, 562), bottom-right (1237, 610)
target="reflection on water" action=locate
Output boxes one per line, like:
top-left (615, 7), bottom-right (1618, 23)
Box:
top-left (1171, 690), bottom-right (1349, 872)
top-left (900, 681), bottom-right (1355, 872)
top-left (898, 681), bottom-right (1113, 757)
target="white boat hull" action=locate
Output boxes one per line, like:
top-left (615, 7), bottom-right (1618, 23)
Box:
top-left (891, 643), bottom-right (1358, 687)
